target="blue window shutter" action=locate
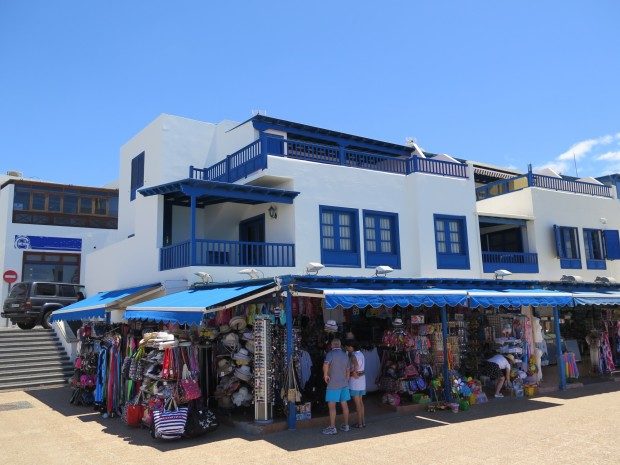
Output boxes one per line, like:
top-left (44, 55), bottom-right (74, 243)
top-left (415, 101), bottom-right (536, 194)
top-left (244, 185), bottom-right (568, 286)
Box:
top-left (553, 225), bottom-right (562, 258)
top-left (603, 230), bottom-right (620, 259)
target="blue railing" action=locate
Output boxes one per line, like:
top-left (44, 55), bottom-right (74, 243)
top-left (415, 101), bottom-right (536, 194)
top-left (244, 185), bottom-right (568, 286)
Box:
top-left (532, 174), bottom-right (612, 198)
top-left (160, 239), bottom-right (295, 270)
top-left (410, 157), bottom-right (469, 178)
top-left (477, 172), bottom-right (612, 201)
top-left (190, 139), bottom-right (266, 183)
top-left (482, 252), bottom-right (539, 273)
top-left (285, 139), bottom-right (341, 164)
top-left (345, 149), bottom-right (408, 174)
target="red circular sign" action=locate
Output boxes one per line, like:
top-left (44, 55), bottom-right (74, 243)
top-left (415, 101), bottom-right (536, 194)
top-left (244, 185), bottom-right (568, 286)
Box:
top-left (3, 270), bottom-right (18, 284)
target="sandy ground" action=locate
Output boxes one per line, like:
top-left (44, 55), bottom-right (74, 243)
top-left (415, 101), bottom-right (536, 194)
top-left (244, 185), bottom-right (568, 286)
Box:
top-left (0, 382), bottom-right (618, 465)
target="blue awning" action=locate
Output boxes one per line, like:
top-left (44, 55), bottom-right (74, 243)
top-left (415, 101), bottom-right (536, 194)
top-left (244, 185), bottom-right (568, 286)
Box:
top-left (298, 288), bottom-right (468, 309)
top-left (572, 291), bottom-right (620, 306)
top-left (124, 280), bottom-right (279, 325)
top-left (50, 284), bottom-right (161, 322)
top-left (468, 289), bottom-right (574, 308)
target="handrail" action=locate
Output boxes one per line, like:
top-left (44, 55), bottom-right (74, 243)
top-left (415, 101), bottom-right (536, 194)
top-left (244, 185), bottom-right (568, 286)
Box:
top-left (532, 174), bottom-right (612, 198)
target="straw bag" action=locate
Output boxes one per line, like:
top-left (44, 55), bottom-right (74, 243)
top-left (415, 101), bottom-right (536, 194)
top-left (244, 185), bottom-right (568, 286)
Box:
top-left (282, 361), bottom-right (301, 403)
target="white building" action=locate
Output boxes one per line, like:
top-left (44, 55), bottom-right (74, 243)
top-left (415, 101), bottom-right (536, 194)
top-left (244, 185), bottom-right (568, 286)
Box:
top-left (81, 113), bottom-right (620, 295)
top-left (0, 173), bottom-right (119, 326)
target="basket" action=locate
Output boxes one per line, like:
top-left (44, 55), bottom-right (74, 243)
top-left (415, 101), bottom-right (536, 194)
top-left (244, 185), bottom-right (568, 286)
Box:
top-left (524, 385), bottom-right (537, 397)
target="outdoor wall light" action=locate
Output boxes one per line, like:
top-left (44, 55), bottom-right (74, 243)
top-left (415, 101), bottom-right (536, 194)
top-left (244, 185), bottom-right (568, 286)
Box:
top-left (239, 268), bottom-right (264, 279)
top-left (375, 265), bottom-right (394, 277)
top-left (305, 262), bottom-right (324, 275)
top-left (560, 275), bottom-right (584, 283)
top-left (494, 269), bottom-right (512, 280)
top-left (268, 204), bottom-right (278, 219)
top-left (194, 271), bottom-right (214, 283)
top-left (594, 276), bottom-right (616, 285)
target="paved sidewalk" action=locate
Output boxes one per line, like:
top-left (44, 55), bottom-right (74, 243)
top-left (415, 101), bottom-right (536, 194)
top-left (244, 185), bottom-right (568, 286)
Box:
top-left (1, 382), bottom-right (619, 465)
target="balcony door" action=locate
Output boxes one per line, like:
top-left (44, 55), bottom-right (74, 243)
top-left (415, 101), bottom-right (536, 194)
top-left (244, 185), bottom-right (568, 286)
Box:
top-left (239, 214), bottom-right (265, 266)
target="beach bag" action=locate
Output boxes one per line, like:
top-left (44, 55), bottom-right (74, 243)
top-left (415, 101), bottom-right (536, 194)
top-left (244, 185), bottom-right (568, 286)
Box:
top-left (123, 392), bottom-right (144, 427)
top-left (152, 399), bottom-right (188, 440)
top-left (184, 400), bottom-right (218, 437)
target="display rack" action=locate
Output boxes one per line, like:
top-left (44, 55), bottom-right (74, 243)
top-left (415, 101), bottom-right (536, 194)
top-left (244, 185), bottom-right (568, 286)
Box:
top-left (253, 316), bottom-right (273, 423)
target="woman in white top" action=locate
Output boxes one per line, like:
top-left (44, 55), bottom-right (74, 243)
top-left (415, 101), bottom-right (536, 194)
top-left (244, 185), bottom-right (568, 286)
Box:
top-left (345, 340), bottom-right (366, 428)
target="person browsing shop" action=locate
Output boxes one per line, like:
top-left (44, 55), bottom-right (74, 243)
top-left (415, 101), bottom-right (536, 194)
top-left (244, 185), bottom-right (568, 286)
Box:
top-left (322, 338), bottom-right (351, 435)
top-left (482, 353), bottom-right (515, 398)
top-left (345, 339), bottom-right (366, 428)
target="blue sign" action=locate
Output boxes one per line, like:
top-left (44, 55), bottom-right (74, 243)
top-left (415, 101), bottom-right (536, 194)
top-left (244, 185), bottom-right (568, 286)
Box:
top-left (14, 235), bottom-right (82, 252)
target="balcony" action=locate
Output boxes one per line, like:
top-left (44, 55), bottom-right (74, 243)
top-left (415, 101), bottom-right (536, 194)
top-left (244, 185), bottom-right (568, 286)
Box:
top-left (481, 252), bottom-right (539, 274)
top-left (191, 134), bottom-right (468, 184)
top-left (476, 171), bottom-right (613, 201)
top-left (160, 239), bottom-right (295, 271)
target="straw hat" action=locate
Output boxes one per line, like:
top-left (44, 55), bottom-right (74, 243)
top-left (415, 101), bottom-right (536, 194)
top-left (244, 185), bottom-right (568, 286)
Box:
top-left (392, 318), bottom-right (404, 327)
top-left (241, 330), bottom-right (254, 341)
top-left (234, 365), bottom-right (253, 382)
top-left (245, 340), bottom-right (255, 354)
top-left (219, 324), bottom-right (231, 334)
top-left (505, 354), bottom-right (516, 364)
top-left (324, 320), bottom-right (338, 333)
top-left (229, 316), bottom-right (247, 332)
top-left (222, 332), bottom-right (239, 349)
top-left (232, 347), bottom-right (252, 364)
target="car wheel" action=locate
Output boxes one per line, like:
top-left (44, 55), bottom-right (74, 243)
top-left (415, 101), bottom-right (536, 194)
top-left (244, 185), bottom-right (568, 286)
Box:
top-left (17, 321), bottom-right (36, 330)
top-left (42, 311), bottom-right (54, 330)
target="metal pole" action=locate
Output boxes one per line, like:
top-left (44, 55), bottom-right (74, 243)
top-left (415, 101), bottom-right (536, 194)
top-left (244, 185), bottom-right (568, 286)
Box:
top-left (553, 306), bottom-right (567, 390)
top-left (440, 305), bottom-right (452, 402)
top-left (285, 285), bottom-right (296, 430)
top-left (190, 194), bottom-right (196, 266)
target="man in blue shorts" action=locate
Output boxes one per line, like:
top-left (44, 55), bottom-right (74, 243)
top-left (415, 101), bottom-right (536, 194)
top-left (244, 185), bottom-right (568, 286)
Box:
top-left (322, 338), bottom-right (351, 434)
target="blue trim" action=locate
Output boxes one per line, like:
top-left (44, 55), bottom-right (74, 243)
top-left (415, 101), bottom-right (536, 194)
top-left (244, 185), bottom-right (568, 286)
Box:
top-left (481, 252), bottom-right (539, 273)
top-left (130, 152), bottom-right (145, 201)
top-left (50, 307), bottom-right (105, 322)
top-left (362, 210), bottom-right (400, 269)
top-left (603, 229), bottom-right (620, 259)
top-left (433, 214), bottom-right (470, 270)
top-left (190, 195), bottom-right (196, 266)
top-left (319, 205), bottom-right (360, 267)
top-left (583, 228), bottom-right (605, 270)
top-left (555, 226), bottom-right (581, 269)
top-left (573, 291), bottom-right (620, 306)
top-left (468, 289), bottom-right (574, 308)
top-left (320, 289), bottom-right (468, 309)
top-left (123, 310), bottom-right (204, 326)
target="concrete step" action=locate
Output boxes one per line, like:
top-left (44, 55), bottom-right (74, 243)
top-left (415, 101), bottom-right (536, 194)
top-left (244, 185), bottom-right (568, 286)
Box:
top-left (0, 347), bottom-right (67, 357)
top-left (0, 341), bottom-right (63, 352)
top-left (0, 365), bottom-right (73, 377)
top-left (0, 360), bottom-right (73, 371)
top-left (0, 329), bottom-right (52, 336)
top-left (0, 355), bottom-right (70, 366)
top-left (0, 336), bottom-right (60, 344)
top-left (0, 378), bottom-right (68, 391)
top-left (0, 371), bottom-right (72, 384)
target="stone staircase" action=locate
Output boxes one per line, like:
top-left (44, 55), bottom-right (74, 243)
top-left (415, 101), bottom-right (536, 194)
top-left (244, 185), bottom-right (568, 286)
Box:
top-left (0, 328), bottom-right (73, 391)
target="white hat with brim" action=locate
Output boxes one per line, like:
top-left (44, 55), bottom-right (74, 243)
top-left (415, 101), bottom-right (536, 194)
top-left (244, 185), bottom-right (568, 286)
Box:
top-left (324, 320), bottom-right (338, 333)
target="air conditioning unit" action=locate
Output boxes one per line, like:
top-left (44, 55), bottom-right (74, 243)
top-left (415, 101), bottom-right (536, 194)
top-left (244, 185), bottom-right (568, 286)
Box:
top-left (6, 170), bottom-right (23, 177)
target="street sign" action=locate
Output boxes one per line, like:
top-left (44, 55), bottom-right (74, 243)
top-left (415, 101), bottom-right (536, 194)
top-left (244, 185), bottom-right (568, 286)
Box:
top-left (3, 270), bottom-right (18, 284)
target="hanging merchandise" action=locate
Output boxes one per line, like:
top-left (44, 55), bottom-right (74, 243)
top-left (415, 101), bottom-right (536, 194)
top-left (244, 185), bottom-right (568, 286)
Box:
top-left (254, 316), bottom-right (274, 422)
top-left (152, 398), bottom-right (189, 440)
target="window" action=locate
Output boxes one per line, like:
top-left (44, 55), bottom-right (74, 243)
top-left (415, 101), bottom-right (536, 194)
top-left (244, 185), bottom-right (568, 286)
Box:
top-left (59, 284), bottom-right (77, 298)
top-left (584, 229), bottom-right (606, 270)
top-left (320, 206), bottom-right (360, 267)
top-left (434, 214), bottom-right (470, 269)
top-left (130, 152), bottom-right (145, 201)
top-left (34, 283), bottom-right (57, 296)
top-left (553, 225), bottom-right (581, 269)
top-left (8, 283), bottom-right (28, 298)
top-left (22, 252), bottom-right (81, 283)
top-left (363, 210), bottom-right (400, 268)
top-left (11, 181), bottom-right (118, 229)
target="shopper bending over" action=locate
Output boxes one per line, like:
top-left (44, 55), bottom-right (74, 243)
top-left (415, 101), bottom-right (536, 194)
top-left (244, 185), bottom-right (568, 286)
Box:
top-left (322, 338), bottom-right (351, 435)
top-left (482, 353), bottom-right (515, 398)
top-left (345, 339), bottom-right (366, 428)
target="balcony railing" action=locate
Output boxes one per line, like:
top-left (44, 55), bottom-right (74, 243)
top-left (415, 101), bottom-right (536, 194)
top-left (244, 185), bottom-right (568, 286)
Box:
top-left (191, 135), bottom-right (468, 184)
top-left (476, 172), bottom-right (612, 200)
top-left (481, 251), bottom-right (539, 273)
top-left (160, 239), bottom-right (295, 271)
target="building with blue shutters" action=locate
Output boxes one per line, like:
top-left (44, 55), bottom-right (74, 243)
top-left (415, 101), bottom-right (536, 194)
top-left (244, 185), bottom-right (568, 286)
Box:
top-left (82, 114), bottom-right (620, 295)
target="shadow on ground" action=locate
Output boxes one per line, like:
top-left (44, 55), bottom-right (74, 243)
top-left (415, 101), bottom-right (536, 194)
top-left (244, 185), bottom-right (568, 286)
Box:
top-left (25, 381), bottom-right (620, 452)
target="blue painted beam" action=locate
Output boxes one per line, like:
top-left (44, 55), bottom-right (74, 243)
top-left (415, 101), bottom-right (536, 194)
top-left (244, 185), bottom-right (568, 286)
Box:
top-left (440, 306), bottom-right (452, 402)
top-left (553, 306), bottom-right (567, 390)
top-left (285, 286), bottom-right (296, 430)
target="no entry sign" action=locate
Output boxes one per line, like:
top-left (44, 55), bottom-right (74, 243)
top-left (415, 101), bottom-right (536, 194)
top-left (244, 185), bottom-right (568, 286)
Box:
top-left (3, 270), bottom-right (18, 284)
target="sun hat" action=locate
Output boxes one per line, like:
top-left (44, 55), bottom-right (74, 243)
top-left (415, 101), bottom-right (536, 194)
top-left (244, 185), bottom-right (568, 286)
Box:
top-left (324, 320), bottom-right (338, 333)
top-left (202, 327), bottom-right (220, 341)
top-left (234, 365), bottom-right (253, 382)
top-left (392, 318), bottom-right (404, 327)
top-left (229, 316), bottom-right (247, 332)
top-left (217, 359), bottom-right (234, 377)
top-left (241, 330), bottom-right (254, 341)
top-left (232, 347), bottom-right (252, 364)
top-left (245, 340), bottom-right (255, 354)
top-left (219, 324), bottom-right (231, 334)
top-left (505, 354), bottom-right (516, 364)
top-left (222, 332), bottom-right (239, 349)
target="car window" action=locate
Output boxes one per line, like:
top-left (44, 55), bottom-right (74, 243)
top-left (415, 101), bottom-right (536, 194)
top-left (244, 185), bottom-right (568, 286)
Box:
top-left (59, 284), bottom-right (77, 297)
top-left (9, 283), bottom-right (29, 298)
top-left (34, 283), bottom-right (57, 296)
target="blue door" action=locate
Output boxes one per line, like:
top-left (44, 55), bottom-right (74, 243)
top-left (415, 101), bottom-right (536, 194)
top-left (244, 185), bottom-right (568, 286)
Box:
top-left (239, 214), bottom-right (265, 266)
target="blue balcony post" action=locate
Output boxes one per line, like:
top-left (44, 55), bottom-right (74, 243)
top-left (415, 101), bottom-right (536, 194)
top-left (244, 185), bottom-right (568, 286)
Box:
top-left (553, 306), bottom-right (567, 391)
top-left (189, 165), bottom-right (194, 179)
top-left (190, 194), bottom-right (197, 266)
top-left (440, 305), bottom-right (452, 402)
top-left (285, 284), bottom-right (296, 430)
top-left (527, 164), bottom-right (534, 187)
top-left (339, 145), bottom-right (346, 165)
top-left (411, 156), bottom-right (419, 174)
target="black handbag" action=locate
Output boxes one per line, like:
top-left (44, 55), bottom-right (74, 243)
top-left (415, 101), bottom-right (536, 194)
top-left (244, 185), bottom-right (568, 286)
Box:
top-left (184, 400), bottom-right (218, 438)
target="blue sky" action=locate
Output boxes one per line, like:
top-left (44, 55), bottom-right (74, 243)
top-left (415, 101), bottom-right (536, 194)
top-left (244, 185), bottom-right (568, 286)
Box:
top-left (1, 1), bottom-right (619, 186)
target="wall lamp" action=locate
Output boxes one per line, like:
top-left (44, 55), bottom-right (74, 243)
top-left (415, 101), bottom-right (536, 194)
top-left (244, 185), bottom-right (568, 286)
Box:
top-left (305, 262), bottom-right (324, 275)
top-left (194, 271), bottom-right (214, 284)
top-left (239, 268), bottom-right (264, 279)
top-left (268, 204), bottom-right (278, 219)
top-left (494, 269), bottom-right (512, 280)
top-left (375, 265), bottom-right (394, 277)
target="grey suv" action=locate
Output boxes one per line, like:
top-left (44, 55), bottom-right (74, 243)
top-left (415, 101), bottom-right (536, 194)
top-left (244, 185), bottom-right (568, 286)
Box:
top-left (1, 282), bottom-right (85, 330)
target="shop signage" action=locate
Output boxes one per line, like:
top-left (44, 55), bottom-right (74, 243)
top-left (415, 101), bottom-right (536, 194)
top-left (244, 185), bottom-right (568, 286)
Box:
top-left (3, 270), bottom-right (18, 284)
top-left (14, 235), bottom-right (82, 252)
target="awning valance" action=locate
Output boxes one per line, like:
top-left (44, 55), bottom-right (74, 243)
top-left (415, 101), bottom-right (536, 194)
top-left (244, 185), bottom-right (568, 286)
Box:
top-left (572, 291), bottom-right (620, 306)
top-left (124, 280), bottom-right (279, 325)
top-left (468, 289), bottom-right (574, 308)
top-left (49, 284), bottom-right (162, 322)
top-left (297, 288), bottom-right (468, 309)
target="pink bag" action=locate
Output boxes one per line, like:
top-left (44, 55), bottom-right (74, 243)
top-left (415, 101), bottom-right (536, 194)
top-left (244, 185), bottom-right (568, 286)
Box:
top-left (80, 374), bottom-right (96, 388)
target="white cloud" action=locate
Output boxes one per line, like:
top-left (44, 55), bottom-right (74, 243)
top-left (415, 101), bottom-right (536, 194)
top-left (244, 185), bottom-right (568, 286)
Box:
top-left (535, 132), bottom-right (620, 176)
top-left (596, 151), bottom-right (620, 161)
